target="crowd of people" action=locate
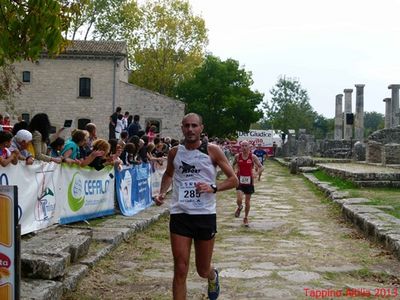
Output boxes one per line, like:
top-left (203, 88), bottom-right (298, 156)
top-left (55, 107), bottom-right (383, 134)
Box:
top-left (0, 108), bottom-right (179, 171)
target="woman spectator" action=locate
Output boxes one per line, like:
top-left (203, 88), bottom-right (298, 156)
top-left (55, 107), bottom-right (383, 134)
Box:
top-left (0, 131), bottom-right (19, 166)
top-left (88, 139), bottom-right (111, 171)
top-left (61, 129), bottom-right (104, 166)
top-left (48, 137), bottom-right (65, 158)
top-left (147, 125), bottom-right (157, 143)
top-left (28, 113), bottom-right (62, 163)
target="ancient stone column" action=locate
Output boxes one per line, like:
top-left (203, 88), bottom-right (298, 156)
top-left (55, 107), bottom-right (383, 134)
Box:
top-left (388, 84), bottom-right (400, 127)
top-left (343, 89), bottom-right (353, 140)
top-left (383, 97), bottom-right (392, 129)
top-left (354, 84), bottom-right (365, 141)
top-left (334, 94), bottom-right (343, 140)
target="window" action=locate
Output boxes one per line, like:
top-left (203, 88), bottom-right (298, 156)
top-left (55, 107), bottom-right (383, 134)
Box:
top-left (145, 119), bottom-right (161, 133)
top-left (22, 71), bottom-right (31, 83)
top-left (79, 77), bottom-right (91, 97)
top-left (78, 118), bottom-right (91, 130)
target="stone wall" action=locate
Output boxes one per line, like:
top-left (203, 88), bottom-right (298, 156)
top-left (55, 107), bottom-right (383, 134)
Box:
top-left (5, 57), bottom-right (185, 139)
top-left (318, 140), bottom-right (354, 158)
top-left (366, 127), bottom-right (400, 164)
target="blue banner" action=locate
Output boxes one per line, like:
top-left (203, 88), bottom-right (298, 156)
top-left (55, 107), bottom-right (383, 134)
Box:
top-left (115, 163), bottom-right (153, 216)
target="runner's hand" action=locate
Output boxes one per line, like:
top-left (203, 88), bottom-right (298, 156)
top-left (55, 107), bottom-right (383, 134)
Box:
top-left (195, 182), bottom-right (212, 193)
top-left (154, 193), bottom-right (165, 206)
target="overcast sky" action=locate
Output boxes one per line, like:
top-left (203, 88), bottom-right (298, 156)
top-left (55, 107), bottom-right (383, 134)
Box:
top-left (188, 0), bottom-right (400, 118)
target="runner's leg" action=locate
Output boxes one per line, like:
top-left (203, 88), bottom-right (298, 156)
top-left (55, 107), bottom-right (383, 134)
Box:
top-left (194, 238), bottom-right (216, 279)
top-left (170, 233), bottom-right (192, 300)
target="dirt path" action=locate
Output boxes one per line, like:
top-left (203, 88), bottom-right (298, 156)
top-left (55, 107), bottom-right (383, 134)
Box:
top-left (63, 160), bottom-right (400, 300)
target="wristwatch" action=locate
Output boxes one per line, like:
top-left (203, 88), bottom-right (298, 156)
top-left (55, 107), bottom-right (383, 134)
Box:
top-left (210, 184), bottom-right (218, 193)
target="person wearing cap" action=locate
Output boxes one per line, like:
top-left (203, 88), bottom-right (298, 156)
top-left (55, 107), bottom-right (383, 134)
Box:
top-left (9, 129), bottom-right (35, 165)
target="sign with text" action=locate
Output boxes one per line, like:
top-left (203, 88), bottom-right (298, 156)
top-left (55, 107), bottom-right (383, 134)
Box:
top-left (0, 186), bottom-right (18, 300)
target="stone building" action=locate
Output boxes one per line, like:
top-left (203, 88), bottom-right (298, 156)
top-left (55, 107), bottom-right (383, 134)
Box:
top-left (3, 40), bottom-right (185, 139)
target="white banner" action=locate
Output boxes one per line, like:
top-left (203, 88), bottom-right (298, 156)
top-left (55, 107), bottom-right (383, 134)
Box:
top-left (58, 164), bottom-right (115, 224)
top-left (0, 162), bottom-right (59, 235)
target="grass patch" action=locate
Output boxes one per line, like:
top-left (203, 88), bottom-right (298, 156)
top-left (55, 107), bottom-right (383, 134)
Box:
top-left (312, 170), bottom-right (400, 219)
top-left (312, 170), bottom-right (357, 189)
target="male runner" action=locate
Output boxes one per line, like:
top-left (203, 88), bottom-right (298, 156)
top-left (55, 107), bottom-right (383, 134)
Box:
top-left (155, 113), bottom-right (238, 300)
top-left (233, 140), bottom-right (263, 226)
top-left (253, 144), bottom-right (267, 180)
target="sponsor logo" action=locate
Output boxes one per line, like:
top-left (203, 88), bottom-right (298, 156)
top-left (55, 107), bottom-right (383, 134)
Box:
top-left (68, 173), bottom-right (85, 212)
top-left (179, 161), bottom-right (200, 174)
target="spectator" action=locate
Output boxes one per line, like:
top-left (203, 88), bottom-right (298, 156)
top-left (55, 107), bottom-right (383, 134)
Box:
top-left (120, 142), bottom-right (140, 166)
top-left (115, 114), bottom-right (124, 139)
top-left (28, 113), bottom-right (62, 163)
top-left (127, 115), bottom-right (133, 128)
top-left (2, 113), bottom-right (10, 126)
top-left (85, 123), bottom-right (97, 151)
top-left (122, 111), bottom-right (129, 131)
top-left (11, 120), bottom-right (28, 136)
top-left (48, 137), bottom-right (65, 158)
top-left (147, 125), bottom-right (157, 143)
top-left (60, 129), bottom-right (87, 164)
top-left (0, 131), bottom-right (19, 166)
top-left (88, 139), bottom-right (111, 171)
top-left (118, 131), bottom-right (128, 148)
top-left (109, 106), bottom-right (121, 140)
top-left (9, 129), bottom-right (34, 165)
top-left (127, 115), bottom-right (141, 138)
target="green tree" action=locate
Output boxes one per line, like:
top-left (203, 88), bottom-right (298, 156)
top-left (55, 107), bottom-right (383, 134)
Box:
top-left (312, 114), bottom-right (333, 139)
top-left (263, 76), bottom-right (316, 133)
top-left (0, 0), bottom-right (77, 100)
top-left (127, 0), bottom-right (207, 96)
top-left (176, 55), bottom-right (264, 137)
top-left (0, 0), bottom-right (77, 65)
top-left (364, 111), bottom-right (384, 137)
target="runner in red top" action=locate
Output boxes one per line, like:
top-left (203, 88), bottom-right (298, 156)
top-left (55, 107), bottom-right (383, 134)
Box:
top-left (232, 140), bottom-right (263, 227)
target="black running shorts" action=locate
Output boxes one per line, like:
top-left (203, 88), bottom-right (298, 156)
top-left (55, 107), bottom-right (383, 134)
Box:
top-left (170, 213), bottom-right (217, 241)
top-left (236, 184), bottom-right (255, 195)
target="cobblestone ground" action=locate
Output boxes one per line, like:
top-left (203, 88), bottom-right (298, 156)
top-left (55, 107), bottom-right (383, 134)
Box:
top-left (63, 160), bottom-right (400, 300)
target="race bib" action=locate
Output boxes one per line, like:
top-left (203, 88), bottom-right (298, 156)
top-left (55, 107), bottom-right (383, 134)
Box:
top-left (239, 176), bottom-right (251, 185)
top-left (178, 181), bottom-right (202, 207)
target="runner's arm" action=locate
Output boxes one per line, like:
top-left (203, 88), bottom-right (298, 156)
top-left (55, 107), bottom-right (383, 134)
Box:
top-left (252, 154), bottom-right (264, 175)
top-left (210, 145), bottom-right (238, 192)
top-left (154, 147), bottom-right (177, 205)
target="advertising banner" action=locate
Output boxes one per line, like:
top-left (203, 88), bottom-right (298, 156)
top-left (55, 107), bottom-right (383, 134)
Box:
top-left (59, 165), bottom-right (115, 224)
top-left (0, 163), bottom-right (58, 235)
top-left (0, 186), bottom-right (18, 300)
top-left (115, 163), bottom-right (153, 216)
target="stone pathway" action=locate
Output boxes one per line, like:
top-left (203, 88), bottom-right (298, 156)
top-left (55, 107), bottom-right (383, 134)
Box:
top-left (63, 160), bottom-right (400, 300)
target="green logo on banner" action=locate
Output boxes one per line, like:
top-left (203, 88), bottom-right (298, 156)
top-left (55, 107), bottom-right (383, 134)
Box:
top-left (68, 172), bottom-right (85, 212)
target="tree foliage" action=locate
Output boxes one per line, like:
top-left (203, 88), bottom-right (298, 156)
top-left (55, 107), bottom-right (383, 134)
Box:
top-left (127, 0), bottom-right (207, 96)
top-left (0, 0), bottom-right (79, 101)
top-left (263, 76), bottom-right (317, 134)
top-left (0, 0), bottom-right (78, 65)
top-left (176, 55), bottom-right (264, 137)
top-left (364, 111), bottom-right (384, 137)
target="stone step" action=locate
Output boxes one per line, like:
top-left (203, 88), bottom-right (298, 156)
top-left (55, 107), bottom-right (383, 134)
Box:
top-left (20, 203), bottom-right (170, 300)
top-left (21, 228), bottom-right (92, 279)
top-left (354, 180), bottom-right (400, 187)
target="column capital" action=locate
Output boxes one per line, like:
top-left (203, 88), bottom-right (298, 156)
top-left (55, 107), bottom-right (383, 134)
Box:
top-left (355, 84), bottom-right (365, 88)
top-left (335, 94), bottom-right (343, 98)
top-left (383, 97), bottom-right (391, 102)
top-left (388, 84), bottom-right (400, 89)
top-left (343, 89), bottom-right (353, 93)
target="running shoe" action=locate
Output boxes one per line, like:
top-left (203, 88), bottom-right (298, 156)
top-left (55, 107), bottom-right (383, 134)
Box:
top-left (208, 269), bottom-right (220, 300)
top-left (234, 205), bottom-right (243, 218)
top-left (243, 217), bottom-right (249, 227)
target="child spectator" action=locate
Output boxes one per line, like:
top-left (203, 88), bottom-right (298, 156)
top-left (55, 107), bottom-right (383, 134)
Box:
top-left (0, 131), bottom-right (19, 166)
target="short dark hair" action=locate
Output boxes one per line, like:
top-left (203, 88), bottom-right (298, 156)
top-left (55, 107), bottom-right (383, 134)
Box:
top-left (134, 115), bottom-right (140, 122)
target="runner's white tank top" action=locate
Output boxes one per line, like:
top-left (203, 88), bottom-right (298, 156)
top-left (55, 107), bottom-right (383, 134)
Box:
top-left (171, 143), bottom-right (217, 214)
